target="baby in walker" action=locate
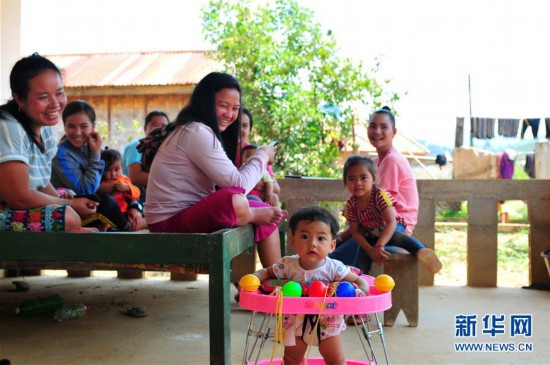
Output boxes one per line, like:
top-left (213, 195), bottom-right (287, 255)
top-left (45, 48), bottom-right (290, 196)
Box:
top-left (252, 206), bottom-right (369, 365)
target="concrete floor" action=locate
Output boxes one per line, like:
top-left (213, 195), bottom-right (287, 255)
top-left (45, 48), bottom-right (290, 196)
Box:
top-left (0, 272), bottom-right (548, 365)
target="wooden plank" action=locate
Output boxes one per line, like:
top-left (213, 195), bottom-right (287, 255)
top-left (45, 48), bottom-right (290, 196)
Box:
top-left (0, 231), bottom-right (212, 264)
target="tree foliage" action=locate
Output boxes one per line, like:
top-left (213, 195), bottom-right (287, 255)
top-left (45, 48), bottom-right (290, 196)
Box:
top-left (202, 0), bottom-right (400, 177)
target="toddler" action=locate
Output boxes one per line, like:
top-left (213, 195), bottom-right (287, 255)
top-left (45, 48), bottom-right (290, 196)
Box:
top-left (342, 155), bottom-right (442, 273)
top-left (98, 148), bottom-right (146, 231)
top-left (242, 144), bottom-right (279, 206)
top-left (252, 206), bottom-right (369, 365)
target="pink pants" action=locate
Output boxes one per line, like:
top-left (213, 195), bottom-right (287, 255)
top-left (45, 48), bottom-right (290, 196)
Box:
top-left (147, 187), bottom-right (278, 242)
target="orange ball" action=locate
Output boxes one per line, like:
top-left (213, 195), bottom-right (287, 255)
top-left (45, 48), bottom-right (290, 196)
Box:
top-left (239, 274), bottom-right (261, 292)
top-left (374, 274), bottom-right (395, 293)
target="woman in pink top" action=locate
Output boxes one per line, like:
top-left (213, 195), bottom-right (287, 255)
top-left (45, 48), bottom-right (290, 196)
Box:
top-left (145, 73), bottom-right (283, 267)
top-left (330, 107), bottom-right (436, 272)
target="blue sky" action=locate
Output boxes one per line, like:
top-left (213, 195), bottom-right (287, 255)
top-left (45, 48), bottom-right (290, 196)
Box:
top-left (21, 0), bottom-right (550, 147)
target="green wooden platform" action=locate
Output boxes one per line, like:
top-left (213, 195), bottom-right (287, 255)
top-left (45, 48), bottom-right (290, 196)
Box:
top-left (0, 226), bottom-right (255, 365)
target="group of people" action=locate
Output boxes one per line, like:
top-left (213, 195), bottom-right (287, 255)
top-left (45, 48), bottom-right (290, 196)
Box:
top-left (0, 53), bottom-right (441, 365)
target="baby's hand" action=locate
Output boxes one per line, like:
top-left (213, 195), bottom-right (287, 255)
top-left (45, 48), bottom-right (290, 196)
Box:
top-left (59, 190), bottom-right (75, 200)
top-left (255, 180), bottom-right (265, 191)
top-left (355, 289), bottom-right (368, 297)
top-left (115, 181), bottom-right (130, 192)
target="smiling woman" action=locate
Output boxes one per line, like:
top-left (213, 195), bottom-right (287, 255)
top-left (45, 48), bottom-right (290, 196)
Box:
top-left (144, 72), bottom-right (284, 269)
top-left (0, 53), bottom-right (99, 232)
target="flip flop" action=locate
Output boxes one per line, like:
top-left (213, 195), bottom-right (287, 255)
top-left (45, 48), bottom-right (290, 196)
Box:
top-left (126, 307), bottom-right (148, 318)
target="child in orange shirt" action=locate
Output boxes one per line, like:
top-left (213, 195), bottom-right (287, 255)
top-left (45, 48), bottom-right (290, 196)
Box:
top-left (98, 148), bottom-right (146, 231)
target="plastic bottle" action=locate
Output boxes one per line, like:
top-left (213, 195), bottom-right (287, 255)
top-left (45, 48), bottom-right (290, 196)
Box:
top-left (53, 304), bottom-right (89, 322)
top-left (14, 294), bottom-right (65, 317)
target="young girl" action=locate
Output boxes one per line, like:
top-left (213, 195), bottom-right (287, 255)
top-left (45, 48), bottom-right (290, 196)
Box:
top-left (242, 144), bottom-right (279, 206)
top-left (98, 148), bottom-right (146, 231)
top-left (252, 206), bottom-right (369, 365)
top-left (239, 107), bottom-right (280, 195)
top-left (51, 100), bottom-right (104, 195)
top-left (342, 155), bottom-right (442, 274)
top-left (332, 106), bottom-right (423, 270)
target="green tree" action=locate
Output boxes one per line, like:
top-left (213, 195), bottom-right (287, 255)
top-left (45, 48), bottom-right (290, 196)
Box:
top-left (202, 0), bottom-right (399, 177)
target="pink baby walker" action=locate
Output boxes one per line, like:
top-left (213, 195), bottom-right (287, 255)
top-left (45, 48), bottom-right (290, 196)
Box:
top-left (238, 275), bottom-right (392, 365)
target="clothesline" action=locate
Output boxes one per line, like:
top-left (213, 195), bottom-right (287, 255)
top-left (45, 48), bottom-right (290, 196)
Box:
top-left (469, 117), bottom-right (550, 140)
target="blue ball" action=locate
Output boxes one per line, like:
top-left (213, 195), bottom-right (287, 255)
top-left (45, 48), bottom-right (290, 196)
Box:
top-left (336, 282), bottom-right (355, 297)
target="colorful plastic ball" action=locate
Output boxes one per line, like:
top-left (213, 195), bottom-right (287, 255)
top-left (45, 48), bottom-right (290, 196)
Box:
top-left (239, 274), bottom-right (261, 292)
top-left (374, 274), bottom-right (395, 293)
top-left (336, 282), bottom-right (356, 297)
top-left (308, 280), bottom-right (328, 297)
top-left (282, 281), bottom-right (302, 297)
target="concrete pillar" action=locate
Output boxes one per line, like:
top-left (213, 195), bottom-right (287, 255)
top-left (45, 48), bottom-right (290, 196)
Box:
top-left (1, 0), bottom-right (22, 103)
top-left (467, 198), bottom-right (498, 287)
top-left (535, 140), bottom-right (550, 179)
top-left (528, 199), bottom-right (550, 287)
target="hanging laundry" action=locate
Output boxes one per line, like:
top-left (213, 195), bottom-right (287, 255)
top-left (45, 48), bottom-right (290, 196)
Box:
top-left (524, 153), bottom-right (535, 178)
top-left (497, 118), bottom-right (520, 137)
top-left (470, 117), bottom-right (495, 139)
top-left (495, 152), bottom-right (504, 178)
top-left (435, 154), bottom-right (447, 169)
top-left (500, 149), bottom-right (516, 179)
top-left (520, 118), bottom-right (540, 139)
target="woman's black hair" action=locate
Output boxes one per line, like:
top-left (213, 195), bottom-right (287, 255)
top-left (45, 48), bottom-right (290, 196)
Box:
top-left (342, 155), bottom-right (377, 185)
top-left (173, 72), bottom-right (242, 164)
top-left (62, 100), bottom-right (96, 125)
top-left (369, 106), bottom-right (396, 128)
top-left (0, 53), bottom-right (63, 153)
top-left (241, 106), bottom-right (253, 131)
top-left (101, 148), bottom-right (122, 170)
top-left (145, 110), bottom-right (169, 127)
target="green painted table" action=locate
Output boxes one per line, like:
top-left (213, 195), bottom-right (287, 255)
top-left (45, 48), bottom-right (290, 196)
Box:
top-left (0, 226), bottom-right (255, 365)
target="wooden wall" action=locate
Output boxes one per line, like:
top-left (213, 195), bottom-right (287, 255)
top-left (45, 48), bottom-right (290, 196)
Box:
top-left (65, 93), bottom-right (191, 151)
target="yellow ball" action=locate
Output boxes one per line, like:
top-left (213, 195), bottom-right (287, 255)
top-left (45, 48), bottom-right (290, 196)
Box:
top-left (374, 274), bottom-right (395, 293)
top-left (239, 274), bottom-right (261, 292)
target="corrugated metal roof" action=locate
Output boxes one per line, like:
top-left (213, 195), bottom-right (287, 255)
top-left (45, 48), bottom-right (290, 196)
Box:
top-left (46, 51), bottom-right (220, 88)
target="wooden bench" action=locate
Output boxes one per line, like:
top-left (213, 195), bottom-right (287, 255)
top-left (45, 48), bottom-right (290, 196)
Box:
top-left (369, 248), bottom-right (419, 327)
top-left (0, 226), bottom-right (256, 365)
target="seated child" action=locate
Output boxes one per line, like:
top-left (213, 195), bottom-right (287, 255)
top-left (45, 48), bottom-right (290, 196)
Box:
top-left (242, 144), bottom-right (279, 206)
top-left (251, 206), bottom-right (369, 365)
top-left (338, 155), bottom-right (442, 274)
top-left (98, 148), bottom-right (147, 231)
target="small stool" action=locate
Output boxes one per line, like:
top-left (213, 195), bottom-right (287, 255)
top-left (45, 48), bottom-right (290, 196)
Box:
top-left (370, 246), bottom-right (418, 327)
